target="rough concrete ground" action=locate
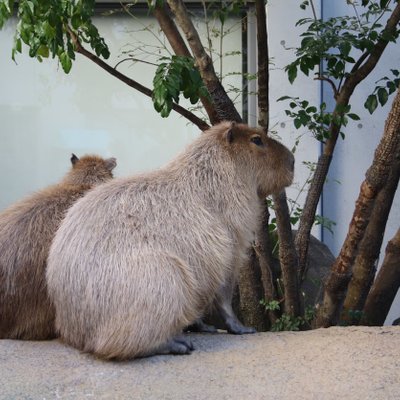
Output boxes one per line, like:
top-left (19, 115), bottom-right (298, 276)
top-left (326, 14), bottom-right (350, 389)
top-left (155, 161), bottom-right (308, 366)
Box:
top-left (1, 326), bottom-right (399, 400)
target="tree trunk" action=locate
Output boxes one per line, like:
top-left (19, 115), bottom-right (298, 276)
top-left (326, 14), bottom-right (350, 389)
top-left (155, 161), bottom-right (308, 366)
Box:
top-left (295, 2), bottom-right (400, 279)
top-left (273, 191), bottom-right (300, 316)
top-left (361, 228), bottom-right (400, 326)
top-left (342, 143), bottom-right (400, 324)
top-left (238, 249), bottom-right (269, 331)
top-left (255, 0), bottom-right (269, 130)
top-left (153, 4), bottom-right (219, 124)
top-left (166, 0), bottom-right (242, 122)
top-left (254, 206), bottom-right (279, 325)
top-left (315, 86), bottom-right (400, 328)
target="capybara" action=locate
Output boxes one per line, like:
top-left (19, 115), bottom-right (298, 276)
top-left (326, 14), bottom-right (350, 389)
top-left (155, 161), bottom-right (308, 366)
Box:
top-left (0, 154), bottom-right (117, 340)
top-left (46, 121), bottom-right (294, 359)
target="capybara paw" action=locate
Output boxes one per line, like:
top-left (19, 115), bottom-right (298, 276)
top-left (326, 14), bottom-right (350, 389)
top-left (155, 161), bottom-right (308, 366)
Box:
top-left (166, 336), bottom-right (194, 355)
top-left (185, 319), bottom-right (218, 333)
top-left (225, 318), bottom-right (256, 335)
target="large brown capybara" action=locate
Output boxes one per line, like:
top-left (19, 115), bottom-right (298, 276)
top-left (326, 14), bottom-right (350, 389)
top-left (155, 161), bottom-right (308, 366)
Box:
top-left (0, 154), bottom-right (117, 340)
top-left (46, 122), bottom-right (294, 359)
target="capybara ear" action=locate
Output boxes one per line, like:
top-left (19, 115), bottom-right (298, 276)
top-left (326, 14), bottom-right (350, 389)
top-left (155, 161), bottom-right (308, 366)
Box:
top-left (70, 154), bottom-right (79, 166)
top-left (226, 121), bottom-right (237, 144)
top-left (105, 157), bottom-right (117, 171)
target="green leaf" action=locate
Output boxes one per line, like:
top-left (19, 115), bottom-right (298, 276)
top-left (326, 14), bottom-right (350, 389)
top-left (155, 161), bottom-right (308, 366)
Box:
top-left (347, 113), bottom-right (360, 120)
top-left (287, 64), bottom-right (298, 84)
top-left (59, 51), bottom-right (72, 73)
top-left (364, 94), bottom-right (378, 114)
top-left (37, 45), bottom-right (49, 58)
top-left (377, 87), bottom-right (389, 106)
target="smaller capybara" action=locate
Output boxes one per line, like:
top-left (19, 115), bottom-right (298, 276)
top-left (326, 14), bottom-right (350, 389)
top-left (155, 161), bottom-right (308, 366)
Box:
top-left (0, 154), bottom-right (116, 340)
top-left (46, 121), bottom-right (294, 359)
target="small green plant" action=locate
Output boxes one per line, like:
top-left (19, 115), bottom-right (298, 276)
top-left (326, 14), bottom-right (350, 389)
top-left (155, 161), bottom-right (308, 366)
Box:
top-left (260, 299), bottom-right (316, 332)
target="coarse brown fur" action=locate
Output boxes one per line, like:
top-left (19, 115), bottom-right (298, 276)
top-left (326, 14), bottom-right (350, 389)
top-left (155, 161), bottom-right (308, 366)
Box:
top-left (0, 154), bottom-right (116, 340)
top-left (46, 122), bottom-right (294, 359)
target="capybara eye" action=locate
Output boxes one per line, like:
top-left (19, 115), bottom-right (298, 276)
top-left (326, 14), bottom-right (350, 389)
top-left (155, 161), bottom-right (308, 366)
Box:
top-left (250, 136), bottom-right (263, 146)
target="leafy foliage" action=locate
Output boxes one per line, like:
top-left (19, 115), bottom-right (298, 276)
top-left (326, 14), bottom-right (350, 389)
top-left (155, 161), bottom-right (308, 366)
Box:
top-left (278, 96), bottom-right (360, 142)
top-left (365, 69), bottom-right (400, 113)
top-left (286, 1), bottom-right (399, 116)
top-left (0, 0), bottom-right (109, 72)
top-left (152, 56), bottom-right (209, 118)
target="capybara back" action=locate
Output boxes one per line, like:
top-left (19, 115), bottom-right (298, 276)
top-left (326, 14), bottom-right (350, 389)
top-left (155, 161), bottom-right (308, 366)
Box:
top-left (0, 154), bottom-right (116, 339)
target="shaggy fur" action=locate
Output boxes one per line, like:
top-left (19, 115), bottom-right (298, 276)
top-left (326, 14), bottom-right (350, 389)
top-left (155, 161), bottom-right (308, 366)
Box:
top-left (46, 122), bottom-right (294, 359)
top-left (0, 154), bottom-right (116, 339)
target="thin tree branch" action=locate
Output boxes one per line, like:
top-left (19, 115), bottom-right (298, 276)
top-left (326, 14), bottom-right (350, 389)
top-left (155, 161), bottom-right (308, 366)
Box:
top-left (166, 0), bottom-right (242, 122)
top-left (255, 0), bottom-right (269, 130)
top-left (152, 3), bottom-right (219, 124)
top-left (314, 75), bottom-right (338, 98)
top-left (67, 27), bottom-right (210, 131)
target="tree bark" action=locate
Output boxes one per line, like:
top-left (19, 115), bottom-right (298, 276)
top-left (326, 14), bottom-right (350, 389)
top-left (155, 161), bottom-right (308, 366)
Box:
top-left (254, 206), bottom-right (279, 325)
top-left (315, 86), bottom-right (400, 328)
top-left (361, 228), bottom-right (400, 326)
top-left (273, 191), bottom-right (300, 316)
top-left (255, 0), bottom-right (269, 130)
top-left (166, 0), bottom-right (242, 122)
top-left (153, 4), bottom-right (219, 124)
top-left (238, 249), bottom-right (269, 331)
top-left (342, 142), bottom-right (400, 323)
top-left (295, 2), bottom-right (400, 278)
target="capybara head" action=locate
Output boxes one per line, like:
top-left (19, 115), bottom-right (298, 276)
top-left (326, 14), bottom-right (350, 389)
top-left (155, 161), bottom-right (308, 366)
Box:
top-left (211, 121), bottom-right (294, 197)
top-left (63, 154), bottom-right (117, 186)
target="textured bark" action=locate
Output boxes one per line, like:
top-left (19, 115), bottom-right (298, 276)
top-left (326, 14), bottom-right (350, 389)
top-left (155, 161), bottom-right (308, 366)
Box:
top-left (255, 0), bottom-right (269, 130)
top-left (295, 2), bottom-right (400, 276)
top-left (153, 4), bottom-right (219, 124)
top-left (68, 28), bottom-right (209, 131)
top-left (342, 144), bottom-right (400, 323)
top-left (254, 206), bottom-right (279, 324)
top-left (166, 0), bottom-right (242, 122)
top-left (238, 249), bottom-right (269, 331)
top-left (315, 87), bottom-right (400, 328)
top-left (361, 228), bottom-right (400, 326)
top-left (273, 191), bottom-right (300, 316)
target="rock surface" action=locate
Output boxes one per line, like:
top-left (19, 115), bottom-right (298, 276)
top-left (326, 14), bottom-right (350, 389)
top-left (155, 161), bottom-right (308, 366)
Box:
top-left (1, 326), bottom-right (399, 400)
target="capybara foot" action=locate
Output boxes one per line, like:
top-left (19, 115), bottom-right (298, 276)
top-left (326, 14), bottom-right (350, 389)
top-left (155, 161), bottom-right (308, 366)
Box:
top-left (225, 317), bottom-right (256, 335)
top-left (158, 335), bottom-right (194, 355)
top-left (185, 319), bottom-right (218, 333)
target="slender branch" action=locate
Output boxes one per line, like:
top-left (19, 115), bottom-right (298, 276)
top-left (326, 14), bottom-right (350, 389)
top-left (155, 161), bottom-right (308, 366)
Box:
top-left (152, 3), bottom-right (219, 124)
top-left (166, 0), bottom-right (242, 122)
top-left (255, 0), bottom-right (269, 130)
top-left (114, 58), bottom-right (159, 69)
top-left (68, 28), bottom-right (210, 131)
top-left (314, 75), bottom-right (338, 99)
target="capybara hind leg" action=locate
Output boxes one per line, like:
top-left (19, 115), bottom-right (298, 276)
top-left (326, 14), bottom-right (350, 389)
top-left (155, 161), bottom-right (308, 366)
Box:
top-left (155, 335), bottom-right (194, 356)
top-left (216, 278), bottom-right (256, 334)
top-left (185, 319), bottom-right (218, 333)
